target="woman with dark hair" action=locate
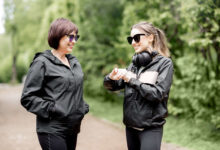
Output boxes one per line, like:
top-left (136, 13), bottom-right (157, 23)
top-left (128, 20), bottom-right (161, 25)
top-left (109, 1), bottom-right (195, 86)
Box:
top-left (21, 18), bottom-right (89, 150)
top-left (104, 22), bottom-right (173, 150)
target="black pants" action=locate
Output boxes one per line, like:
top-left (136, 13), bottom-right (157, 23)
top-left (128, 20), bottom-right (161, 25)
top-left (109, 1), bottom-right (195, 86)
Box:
top-left (37, 132), bottom-right (78, 150)
top-left (126, 126), bottom-right (163, 150)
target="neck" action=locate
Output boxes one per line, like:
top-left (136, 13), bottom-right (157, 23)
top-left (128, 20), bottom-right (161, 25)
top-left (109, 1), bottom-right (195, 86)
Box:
top-left (146, 45), bottom-right (153, 53)
top-left (52, 49), bottom-right (66, 59)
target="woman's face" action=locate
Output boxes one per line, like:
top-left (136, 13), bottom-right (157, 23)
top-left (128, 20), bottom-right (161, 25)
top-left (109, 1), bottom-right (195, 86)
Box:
top-left (57, 31), bottom-right (78, 53)
top-left (130, 28), bottom-right (154, 53)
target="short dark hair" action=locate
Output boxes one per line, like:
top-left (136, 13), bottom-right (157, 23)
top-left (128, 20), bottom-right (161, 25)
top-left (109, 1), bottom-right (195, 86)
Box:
top-left (48, 18), bottom-right (78, 49)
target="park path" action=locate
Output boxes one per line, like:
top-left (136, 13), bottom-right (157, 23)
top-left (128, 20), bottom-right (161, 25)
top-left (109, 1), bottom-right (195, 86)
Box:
top-left (0, 84), bottom-right (188, 150)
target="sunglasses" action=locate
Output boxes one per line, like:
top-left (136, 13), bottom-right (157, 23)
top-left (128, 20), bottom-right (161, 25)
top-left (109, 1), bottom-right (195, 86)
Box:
top-left (127, 34), bottom-right (146, 44)
top-left (66, 34), bottom-right (80, 42)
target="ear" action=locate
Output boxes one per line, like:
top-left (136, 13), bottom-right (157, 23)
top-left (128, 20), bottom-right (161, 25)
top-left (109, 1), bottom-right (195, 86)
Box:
top-left (148, 34), bottom-right (154, 43)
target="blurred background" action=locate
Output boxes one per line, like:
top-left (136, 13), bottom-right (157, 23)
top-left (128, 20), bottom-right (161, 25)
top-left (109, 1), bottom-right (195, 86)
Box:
top-left (0, 0), bottom-right (219, 150)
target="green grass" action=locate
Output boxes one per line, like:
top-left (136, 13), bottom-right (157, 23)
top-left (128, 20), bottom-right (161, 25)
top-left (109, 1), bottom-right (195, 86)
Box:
top-left (85, 96), bottom-right (220, 150)
top-left (164, 117), bottom-right (220, 150)
top-left (85, 96), bottom-right (124, 124)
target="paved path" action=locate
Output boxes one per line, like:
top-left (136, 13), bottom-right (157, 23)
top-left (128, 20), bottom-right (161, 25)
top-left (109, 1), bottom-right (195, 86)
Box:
top-left (0, 84), bottom-right (188, 150)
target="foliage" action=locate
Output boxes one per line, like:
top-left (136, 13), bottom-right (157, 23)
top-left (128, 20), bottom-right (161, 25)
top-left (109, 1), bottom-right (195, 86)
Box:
top-left (169, 53), bottom-right (220, 129)
top-left (168, 0), bottom-right (220, 129)
top-left (72, 0), bottom-right (124, 100)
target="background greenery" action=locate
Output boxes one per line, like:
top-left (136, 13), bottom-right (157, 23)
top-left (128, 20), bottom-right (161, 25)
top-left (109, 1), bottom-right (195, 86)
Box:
top-left (0, 0), bottom-right (219, 149)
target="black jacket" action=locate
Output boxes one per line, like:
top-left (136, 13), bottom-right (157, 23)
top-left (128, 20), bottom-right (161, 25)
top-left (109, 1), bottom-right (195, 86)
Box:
top-left (104, 55), bottom-right (173, 128)
top-left (21, 50), bottom-right (89, 134)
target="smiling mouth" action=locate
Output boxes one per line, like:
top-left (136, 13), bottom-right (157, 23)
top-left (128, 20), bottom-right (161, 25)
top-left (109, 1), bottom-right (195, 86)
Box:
top-left (68, 45), bottom-right (73, 48)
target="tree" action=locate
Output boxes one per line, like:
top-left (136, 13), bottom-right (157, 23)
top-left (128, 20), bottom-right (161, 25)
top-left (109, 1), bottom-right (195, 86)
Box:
top-left (3, 0), bottom-right (52, 82)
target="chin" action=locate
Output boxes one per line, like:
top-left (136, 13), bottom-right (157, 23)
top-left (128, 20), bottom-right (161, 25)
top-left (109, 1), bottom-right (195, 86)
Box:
top-left (66, 48), bottom-right (73, 53)
top-left (135, 48), bottom-right (144, 53)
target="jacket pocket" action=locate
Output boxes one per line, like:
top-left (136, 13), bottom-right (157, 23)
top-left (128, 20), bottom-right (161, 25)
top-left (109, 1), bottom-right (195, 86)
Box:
top-left (137, 99), bottom-right (153, 121)
top-left (124, 99), bottom-right (153, 127)
top-left (50, 102), bottom-right (67, 120)
top-left (51, 103), bottom-right (85, 123)
top-left (67, 109), bottom-right (85, 123)
top-left (123, 100), bottom-right (140, 127)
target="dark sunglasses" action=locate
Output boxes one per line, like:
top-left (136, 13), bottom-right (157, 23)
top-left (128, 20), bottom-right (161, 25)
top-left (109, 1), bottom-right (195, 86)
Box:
top-left (66, 34), bottom-right (80, 42)
top-left (127, 34), bottom-right (146, 44)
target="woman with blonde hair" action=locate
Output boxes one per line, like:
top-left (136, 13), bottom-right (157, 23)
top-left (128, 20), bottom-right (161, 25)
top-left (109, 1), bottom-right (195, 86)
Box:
top-left (104, 22), bottom-right (173, 150)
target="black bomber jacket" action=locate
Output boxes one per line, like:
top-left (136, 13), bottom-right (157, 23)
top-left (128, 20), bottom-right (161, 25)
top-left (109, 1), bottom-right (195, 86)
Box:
top-left (104, 55), bottom-right (173, 128)
top-left (21, 50), bottom-right (89, 134)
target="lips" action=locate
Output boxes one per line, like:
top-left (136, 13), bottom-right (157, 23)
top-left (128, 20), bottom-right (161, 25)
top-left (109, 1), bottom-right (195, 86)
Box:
top-left (134, 46), bottom-right (139, 50)
top-left (68, 44), bottom-right (74, 49)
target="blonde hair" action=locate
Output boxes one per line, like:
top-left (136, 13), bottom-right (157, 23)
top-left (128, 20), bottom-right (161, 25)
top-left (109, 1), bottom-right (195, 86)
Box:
top-left (132, 22), bottom-right (170, 57)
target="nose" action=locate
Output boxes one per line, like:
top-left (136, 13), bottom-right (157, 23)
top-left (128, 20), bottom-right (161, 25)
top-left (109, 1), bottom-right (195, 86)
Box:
top-left (131, 39), bottom-right (136, 46)
top-left (71, 38), bottom-right (76, 43)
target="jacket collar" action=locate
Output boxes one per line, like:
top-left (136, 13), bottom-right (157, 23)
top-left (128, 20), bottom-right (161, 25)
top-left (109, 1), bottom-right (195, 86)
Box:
top-left (33, 50), bottom-right (78, 67)
top-left (131, 55), bottom-right (164, 73)
top-left (146, 55), bottom-right (164, 67)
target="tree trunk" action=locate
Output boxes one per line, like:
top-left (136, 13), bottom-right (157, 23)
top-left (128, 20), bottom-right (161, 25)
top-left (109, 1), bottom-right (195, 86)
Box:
top-left (11, 54), bottom-right (17, 84)
top-left (215, 43), bottom-right (220, 79)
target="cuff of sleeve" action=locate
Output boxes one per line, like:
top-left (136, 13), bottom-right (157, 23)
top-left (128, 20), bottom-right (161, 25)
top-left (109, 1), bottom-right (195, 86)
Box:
top-left (105, 74), bottom-right (113, 81)
top-left (128, 78), bottom-right (142, 90)
top-left (84, 103), bottom-right (89, 114)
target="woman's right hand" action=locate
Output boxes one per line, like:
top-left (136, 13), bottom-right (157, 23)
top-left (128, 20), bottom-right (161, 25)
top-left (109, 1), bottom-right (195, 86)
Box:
top-left (109, 68), bottom-right (124, 80)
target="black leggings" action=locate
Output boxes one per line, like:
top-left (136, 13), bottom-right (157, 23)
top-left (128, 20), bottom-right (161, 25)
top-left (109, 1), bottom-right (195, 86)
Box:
top-left (37, 132), bottom-right (78, 150)
top-left (126, 126), bottom-right (163, 150)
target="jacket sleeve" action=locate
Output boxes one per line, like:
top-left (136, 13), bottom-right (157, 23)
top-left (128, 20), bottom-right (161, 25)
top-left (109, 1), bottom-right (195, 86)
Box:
top-left (128, 59), bottom-right (173, 103)
top-left (20, 60), bottom-right (54, 119)
top-left (103, 75), bottom-right (125, 91)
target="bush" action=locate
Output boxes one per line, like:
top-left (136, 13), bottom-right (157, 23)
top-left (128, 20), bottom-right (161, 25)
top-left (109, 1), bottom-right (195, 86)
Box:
top-left (169, 54), bottom-right (220, 129)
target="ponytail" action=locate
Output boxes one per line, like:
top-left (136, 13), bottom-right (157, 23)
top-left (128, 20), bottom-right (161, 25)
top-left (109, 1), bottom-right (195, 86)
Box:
top-left (153, 28), bottom-right (170, 57)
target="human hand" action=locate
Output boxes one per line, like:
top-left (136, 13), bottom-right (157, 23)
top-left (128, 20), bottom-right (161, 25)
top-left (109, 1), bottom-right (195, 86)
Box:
top-left (122, 71), bottom-right (136, 82)
top-left (109, 68), bottom-right (127, 80)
